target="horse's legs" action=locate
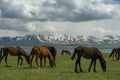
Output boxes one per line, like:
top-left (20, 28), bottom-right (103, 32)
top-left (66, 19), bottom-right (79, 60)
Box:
top-left (93, 58), bottom-right (97, 72)
top-left (17, 56), bottom-right (20, 66)
top-left (78, 58), bottom-right (83, 72)
top-left (78, 57), bottom-right (83, 72)
top-left (75, 55), bottom-right (82, 73)
top-left (115, 53), bottom-right (117, 60)
top-left (30, 54), bottom-right (35, 67)
top-left (44, 57), bottom-right (46, 67)
top-left (75, 60), bottom-right (78, 73)
top-left (88, 58), bottom-right (94, 72)
top-left (0, 54), bottom-right (5, 63)
top-left (40, 57), bottom-right (42, 67)
top-left (35, 55), bottom-right (39, 67)
top-left (117, 54), bottom-right (120, 60)
top-left (5, 54), bottom-right (8, 66)
top-left (20, 56), bottom-right (23, 67)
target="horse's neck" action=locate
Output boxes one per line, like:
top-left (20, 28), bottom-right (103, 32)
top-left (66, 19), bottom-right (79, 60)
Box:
top-left (98, 55), bottom-right (105, 64)
top-left (22, 53), bottom-right (29, 59)
top-left (49, 53), bottom-right (54, 60)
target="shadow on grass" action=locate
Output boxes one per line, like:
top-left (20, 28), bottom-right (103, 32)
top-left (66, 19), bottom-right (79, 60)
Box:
top-left (1, 65), bottom-right (12, 68)
top-left (60, 70), bottom-right (101, 74)
top-left (60, 71), bottom-right (74, 73)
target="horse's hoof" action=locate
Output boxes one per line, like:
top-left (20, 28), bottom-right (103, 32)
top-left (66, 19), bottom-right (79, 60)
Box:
top-left (75, 71), bottom-right (79, 73)
top-left (80, 71), bottom-right (83, 72)
top-left (88, 69), bottom-right (90, 72)
top-left (80, 69), bottom-right (83, 72)
top-left (71, 57), bottom-right (74, 60)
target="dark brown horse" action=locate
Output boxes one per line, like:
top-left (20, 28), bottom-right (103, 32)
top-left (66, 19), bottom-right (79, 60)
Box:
top-left (71, 46), bottom-right (106, 73)
top-left (30, 46), bottom-right (55, 68)
top-left (61, 50), bottom-right (71, 55)
top-left (0, 46), bottom-right (30, 67)
top-left (40, 46), bottom-right (57, 67)
top-left (109, 48), bottom-right (120, 60)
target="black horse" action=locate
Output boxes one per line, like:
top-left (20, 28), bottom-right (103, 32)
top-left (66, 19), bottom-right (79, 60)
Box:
top-left (109, 48), bottom-right (120, 60)
top-left (40, 46), bottom-right (57, 67)
top-left (71, 46), bottom-right (106, 73)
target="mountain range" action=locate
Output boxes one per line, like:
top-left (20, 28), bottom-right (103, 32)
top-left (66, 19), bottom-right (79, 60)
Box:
top-left (0, 34), bottom-right (120, 46)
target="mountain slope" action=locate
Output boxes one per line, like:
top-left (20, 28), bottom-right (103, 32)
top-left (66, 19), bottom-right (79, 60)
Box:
top-left (0, 34), bottom-right (120, 46)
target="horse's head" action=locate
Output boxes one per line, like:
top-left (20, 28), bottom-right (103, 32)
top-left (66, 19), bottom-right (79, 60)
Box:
top-left (26, 55), bottom-right (31, 64)
top-left (49, 57), bottom-right (55, 68)
top-left (101, 60), bottom-right (106, 72)
top-left (109, 48), bottom-right (118, 57)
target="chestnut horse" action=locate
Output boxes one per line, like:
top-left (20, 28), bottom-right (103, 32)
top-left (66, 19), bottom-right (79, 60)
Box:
top-left (30, 46), bottom-right (55, 68)
top-left (71, 46), bottom-right (106, 73)
top-left (40, 46), bottom-right (57, 67)
top-left (61, 50), bottom-right (71, 55)
top-left (109, 48), bottom-right (120, 60)
top-left (0, 46), bottom-right (30, 67)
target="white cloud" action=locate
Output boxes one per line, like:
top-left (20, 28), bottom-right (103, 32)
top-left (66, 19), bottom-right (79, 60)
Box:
top-left (44, 22), bottom-right (56, 32)
top-left (0, 29), bottom-right (25, 37)
top-left (0, 0), bottom-right (120, 37)
top-left (24, 23), bottom-right (36, 32)
top-left (93, 27), bottom-right (106, 34)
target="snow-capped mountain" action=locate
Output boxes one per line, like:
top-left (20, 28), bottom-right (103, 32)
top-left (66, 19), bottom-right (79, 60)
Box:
top-left (0, 34), bottom-right (120, 46)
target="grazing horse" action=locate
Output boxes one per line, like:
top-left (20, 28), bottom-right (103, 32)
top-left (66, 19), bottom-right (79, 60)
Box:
top-left (0, 46), bottom-right (30, 67)
top-left (109, 48), bottom-right (120, 60)
top-left (61, 50), bottom-right (71, 55)
top-left (71, 46), bottom-right (106, 73)
top-left (40, 46), bottom-right (57, 67)
top-left (30, 46), bottom-right (55, 68)
top-left (109, 48), bottom-right (119, 60)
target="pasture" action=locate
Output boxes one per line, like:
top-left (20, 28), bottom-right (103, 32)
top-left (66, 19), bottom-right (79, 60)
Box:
top-left (0, 53), bottom-right (120, 80)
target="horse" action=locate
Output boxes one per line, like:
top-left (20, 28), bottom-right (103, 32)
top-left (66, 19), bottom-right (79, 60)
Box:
top-left (71, 46), bottom-right (106, 73)
top-left (40, 46), bottom-right (57, 67)
top-left (61, 49), bottom-right (71, 55)
top-left (30, 46), bottom-right (55, 68)
top-left (0, 46), bottom-right (30, 67)
top-left (109, 48), bottom-right (120, 60)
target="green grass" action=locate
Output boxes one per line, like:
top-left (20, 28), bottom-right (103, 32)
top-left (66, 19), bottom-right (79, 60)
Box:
top-left (0, 53), bottom-right (120, 80)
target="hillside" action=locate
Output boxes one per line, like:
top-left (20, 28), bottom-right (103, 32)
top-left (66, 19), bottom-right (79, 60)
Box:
top-left (0, 34), bottom-right (120, 46)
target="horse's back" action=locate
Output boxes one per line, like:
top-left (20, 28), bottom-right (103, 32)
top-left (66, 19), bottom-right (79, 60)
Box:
top-left (78, 46), bottom-right (100, 53)
top-left (77, 46), bottom-right (102, 58)
top-left (32, 46), bottom-right (51, 56)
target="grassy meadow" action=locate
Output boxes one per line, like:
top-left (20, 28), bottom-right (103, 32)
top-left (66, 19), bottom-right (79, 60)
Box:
top-left (0, 53), bottom-right (120, 80)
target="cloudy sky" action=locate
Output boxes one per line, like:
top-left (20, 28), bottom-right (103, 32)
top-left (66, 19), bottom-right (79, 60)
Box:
top-left (0, 0), bottom-right (120, 37)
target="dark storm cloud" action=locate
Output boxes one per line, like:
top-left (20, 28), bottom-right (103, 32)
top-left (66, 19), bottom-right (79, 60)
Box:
top-left (0, 0), bottom-right (25, 18)
top-left (0, 18), bottom-right (28, 31)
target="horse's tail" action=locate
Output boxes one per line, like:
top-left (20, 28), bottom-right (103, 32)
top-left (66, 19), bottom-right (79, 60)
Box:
top-left (109, 50), bottom-right (114, 57)
top-left (71, 49), bottom-right (76, 60)
top-left (0, 48), bottom-right (3, 63)
top-left (0, 48), bottom-right (3, 59)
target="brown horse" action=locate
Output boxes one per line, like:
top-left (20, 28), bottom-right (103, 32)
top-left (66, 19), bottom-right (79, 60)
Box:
top-left (109, 48), bottom-right (120, 60)
top-left (40, 46), bottom-right (57, 67)
top-left (0, 46), bottom-right (30, 67)
top-left (71, 46), bottom-right (106, 73)
top-left (61, 50), bottom-right (71, 55)
top-left (30, 46), bottom-right (55, 68)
